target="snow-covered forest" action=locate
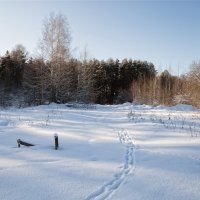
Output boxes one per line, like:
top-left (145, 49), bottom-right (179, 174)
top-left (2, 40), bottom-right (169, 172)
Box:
top-left (0, 13), bottom-right (199, 108)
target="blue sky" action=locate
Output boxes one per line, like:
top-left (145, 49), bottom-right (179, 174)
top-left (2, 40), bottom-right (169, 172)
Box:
top-left (0, 1), bottom-right (200, 75)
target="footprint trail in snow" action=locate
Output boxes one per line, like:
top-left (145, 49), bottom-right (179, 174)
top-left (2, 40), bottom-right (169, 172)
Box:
top-left (85, 129), bottom-right (136, 200)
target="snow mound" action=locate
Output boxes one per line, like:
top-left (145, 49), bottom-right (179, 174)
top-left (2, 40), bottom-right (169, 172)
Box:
top-left (114, 102), bottom-right (133, 110)
top-left (169, 104), bottom-right (197, 111)
top-left (155, 104), bottom-right (197, 112)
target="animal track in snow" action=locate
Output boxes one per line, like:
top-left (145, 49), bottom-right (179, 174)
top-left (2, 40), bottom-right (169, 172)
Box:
top-left (85, 129), bottom-right (136, 200)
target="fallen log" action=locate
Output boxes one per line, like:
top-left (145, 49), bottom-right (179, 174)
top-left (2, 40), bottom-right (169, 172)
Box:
top-left (17, 139), bottom-right (35, 148)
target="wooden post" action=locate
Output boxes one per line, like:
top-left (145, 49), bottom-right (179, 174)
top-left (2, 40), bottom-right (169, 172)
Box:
top-left (17, 139), bottom-right (21, 148)
top-left (54, 133), bottom-right (59, 150)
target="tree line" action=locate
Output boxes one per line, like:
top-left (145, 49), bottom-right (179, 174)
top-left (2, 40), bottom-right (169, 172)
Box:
top-left (0, 13), bottom-right (199, 107)
top-left (0, 50), bottom-right (157, 106)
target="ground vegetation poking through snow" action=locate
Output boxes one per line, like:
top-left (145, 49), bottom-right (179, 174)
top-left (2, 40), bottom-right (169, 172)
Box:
top-left (127, 104), bottom-right (200, 137)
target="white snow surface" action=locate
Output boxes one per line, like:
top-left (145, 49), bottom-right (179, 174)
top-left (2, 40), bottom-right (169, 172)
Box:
top-left (0, 103), bottom-right (200, 200)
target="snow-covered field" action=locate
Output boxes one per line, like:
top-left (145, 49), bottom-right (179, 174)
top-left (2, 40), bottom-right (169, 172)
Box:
top-left (0, 103), bottom-right (200, 200)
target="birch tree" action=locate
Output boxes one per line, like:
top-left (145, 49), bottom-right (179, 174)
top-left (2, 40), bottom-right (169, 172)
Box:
top-left (39, 12), bottom-right (71, 103)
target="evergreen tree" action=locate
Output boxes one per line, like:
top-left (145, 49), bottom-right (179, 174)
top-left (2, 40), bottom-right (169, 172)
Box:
top-left (23, 57), bottom-right (47, 105)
